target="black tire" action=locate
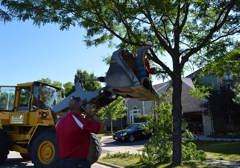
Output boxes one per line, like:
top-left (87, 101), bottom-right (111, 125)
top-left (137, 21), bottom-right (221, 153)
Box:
top-left (30, 130), bottom-right (59, 168)
top-left (87, 133), bottom-right (102, 165)
top-left (0, 130), bottom-right (9, 164)
top-left (20, 153), bottom-right (31, 160)
top-left (128, 135), bottom-right (135, 142)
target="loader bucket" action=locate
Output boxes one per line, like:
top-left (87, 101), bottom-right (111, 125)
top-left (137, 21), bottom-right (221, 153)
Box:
top-left (105, 48), bottom-right (159, 101)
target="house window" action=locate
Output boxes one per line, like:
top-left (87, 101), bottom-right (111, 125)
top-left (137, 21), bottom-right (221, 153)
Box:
top-left (130, 107), bottom-right (140, 124)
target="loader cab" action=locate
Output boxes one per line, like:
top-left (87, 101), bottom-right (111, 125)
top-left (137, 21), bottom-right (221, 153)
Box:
top-left (5, 82), bottom-right (63, 112)
top-left (30, 82), bottom-right (62, 111)
top-left (0, 86), bottom-right (16, 112)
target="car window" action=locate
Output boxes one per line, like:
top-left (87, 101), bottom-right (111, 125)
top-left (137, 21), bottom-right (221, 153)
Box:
top-left (127, 123), bottom-right (144, 129)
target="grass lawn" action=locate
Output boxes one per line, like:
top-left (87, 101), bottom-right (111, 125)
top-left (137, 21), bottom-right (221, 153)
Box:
top-left (196, 141), bottom-right (240, 162)
top-left (100, 153), bottom-right (140, 167)
top-left (100, 141), bottom-right (240, 167)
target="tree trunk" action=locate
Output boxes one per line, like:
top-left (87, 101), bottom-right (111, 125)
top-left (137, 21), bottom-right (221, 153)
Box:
top-left (110, 117), bottom-right (113, 134)
top-left (171, 66), bottom-right (183, 166)
top-left (120, 117), bottom-right (123, 129)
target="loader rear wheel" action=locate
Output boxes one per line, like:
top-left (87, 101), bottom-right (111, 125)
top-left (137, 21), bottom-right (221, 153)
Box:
top-left (30, 130), bottom-right (59, 168)
top-left (0, 130), bottom-right (9, 164)
top-left (20, 153), bottom-right (31, 160)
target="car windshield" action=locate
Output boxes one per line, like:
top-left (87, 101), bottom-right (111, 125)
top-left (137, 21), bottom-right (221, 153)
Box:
top-left (126, 123), bottom-right (144, 129)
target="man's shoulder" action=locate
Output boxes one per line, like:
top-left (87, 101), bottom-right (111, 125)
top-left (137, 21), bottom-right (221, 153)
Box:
top-left (56, 112), bottom-right (73, 126)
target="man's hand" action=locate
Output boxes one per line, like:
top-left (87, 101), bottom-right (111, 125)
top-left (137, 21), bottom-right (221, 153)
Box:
top-left (85, 110), bottom-right (98, 120)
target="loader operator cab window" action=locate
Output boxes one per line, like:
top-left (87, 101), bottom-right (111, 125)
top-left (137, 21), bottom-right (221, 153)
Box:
top-left (32, 83), bottom-right (62, 110)
top-left (18, 88), bottom-right (31, 112)
top-left (0, 87), bottom-right (15, 111)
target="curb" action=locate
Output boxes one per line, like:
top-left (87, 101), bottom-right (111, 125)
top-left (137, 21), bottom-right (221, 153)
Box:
top-left (97, 161), bottom-right (123, 168)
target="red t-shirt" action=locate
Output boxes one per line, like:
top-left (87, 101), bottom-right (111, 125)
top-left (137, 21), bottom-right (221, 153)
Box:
top-left (56, 112), bottom-right (101, 159)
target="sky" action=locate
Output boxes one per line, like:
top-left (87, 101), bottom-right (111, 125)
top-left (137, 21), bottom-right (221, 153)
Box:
top-left (0, 20), bottom-right (116, 85)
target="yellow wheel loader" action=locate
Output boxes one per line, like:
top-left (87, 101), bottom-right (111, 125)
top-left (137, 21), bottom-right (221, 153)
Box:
top-left (0, 46), bottom-right (159, 168)
top-left (0, 82), bottom-right (62, 167)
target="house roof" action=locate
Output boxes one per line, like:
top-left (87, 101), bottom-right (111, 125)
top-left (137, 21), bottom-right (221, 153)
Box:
top-left (153, 78), bottom-right (205, 113)
top-left (125, 77), bottom-right (205, 113)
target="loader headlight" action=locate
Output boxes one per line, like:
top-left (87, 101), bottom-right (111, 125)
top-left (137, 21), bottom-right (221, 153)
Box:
top-left (40, 111), bottom-right (48, 118)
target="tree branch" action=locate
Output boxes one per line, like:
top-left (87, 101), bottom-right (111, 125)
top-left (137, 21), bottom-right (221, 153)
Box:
top-left (173, 1), bottom-right (181, 54)
top-left (180, 0), bottom-right (235, 67)
top-left (179, 2), bottom-right (190, 33)
top-left (162, 17), bottom-right (172, 48)
top-left (148, 48), bottom-right (173, 77)
top-left (88, 0), bottom-right (142, 46)
top-left (111, 2), bottom-right (141, 45)
top-left (131, 16), bottom-right (150, 24)
top-left (143, 10), bottom-right (175, 56)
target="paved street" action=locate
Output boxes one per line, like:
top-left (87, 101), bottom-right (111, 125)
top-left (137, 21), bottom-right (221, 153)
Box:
top-left (0, 151), bottom-right (110, 168)
top-left (0, 136), bottom-right (146, 168)
top-left (101, 136), bottom-right (146, 156)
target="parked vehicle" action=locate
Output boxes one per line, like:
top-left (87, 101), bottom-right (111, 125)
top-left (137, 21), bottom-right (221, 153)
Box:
top-left (113, 123), bottom-right (150, 142)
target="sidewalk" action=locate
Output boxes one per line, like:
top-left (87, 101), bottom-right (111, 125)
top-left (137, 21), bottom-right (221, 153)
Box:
top-left (207, 159), bottom-right (240, 167)
top-left (195, 135), bottom-right (240, 142)
top-left (100, 135), bottom-right (144, 157)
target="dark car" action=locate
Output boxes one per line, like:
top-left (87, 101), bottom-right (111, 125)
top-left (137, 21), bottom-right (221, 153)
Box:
top-left (113, 123), bottom-right (150, 142)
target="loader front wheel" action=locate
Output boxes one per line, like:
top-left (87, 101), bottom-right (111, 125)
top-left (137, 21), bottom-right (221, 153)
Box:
top-left (30, 130), bottom-right (59, 168)
top-left (0, 130), bottom-right (9, 164)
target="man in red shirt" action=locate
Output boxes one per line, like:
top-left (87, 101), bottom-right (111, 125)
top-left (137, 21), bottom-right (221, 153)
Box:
top-left (56, 96), bottom-right (101, 168)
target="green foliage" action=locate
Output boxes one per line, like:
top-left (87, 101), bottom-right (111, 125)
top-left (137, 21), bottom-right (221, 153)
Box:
top-left (75, 70), bottom-right (101, 91)
top-left (233, 83), bottom-right (240, 104)
top-left (2, 1), bottom-right (239, 62)
top-left (63, 82), bottom-right (74, 96)
top-left (101, 152), bottom-right (140, 168)
top-left (0, 8), bottom-right (11, 22)
top-left (201, 49), bottom-right (240, 77)
top-left (140, 103), bottom-right (173, 165)
top-left (97, 97), bottom-right (126, 121)
top-left (201, 49), bottom-right (240, 104)
top-left (140, 102), bottom-right (206, 166)
top-left (38, 78), bottom-right (62, 88)
top-left (190, 84), bottom-right (210, 100)
top-left (182, 142), bottom-right (206, 161)
top-left (2, 0), bottom-right (239, 165)
top-left (38, 70), bottom-right (100, 96)
top-left (134, 115), bottom-right (150, 123)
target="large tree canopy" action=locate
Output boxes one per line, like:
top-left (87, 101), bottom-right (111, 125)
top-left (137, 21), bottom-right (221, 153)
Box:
top-left (202, 49), bottom-right (240, 103)
top-left (1, 0), bottom-right (240, 166)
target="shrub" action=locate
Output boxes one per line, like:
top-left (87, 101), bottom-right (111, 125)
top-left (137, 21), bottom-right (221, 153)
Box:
top-left (140, 102), bottom-right (206, 166)
top-left (134, 115), bottom-right (150, 123)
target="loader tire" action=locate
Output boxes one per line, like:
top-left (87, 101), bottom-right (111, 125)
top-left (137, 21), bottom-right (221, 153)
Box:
top-left (30, 130), bottom-right (59, 168)
top-left (0, 130), bottom-right (9, 164)
top-left (87, 133), bottom-right (102, 164)
top-left (20, 153), bottom-right (31, 160)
